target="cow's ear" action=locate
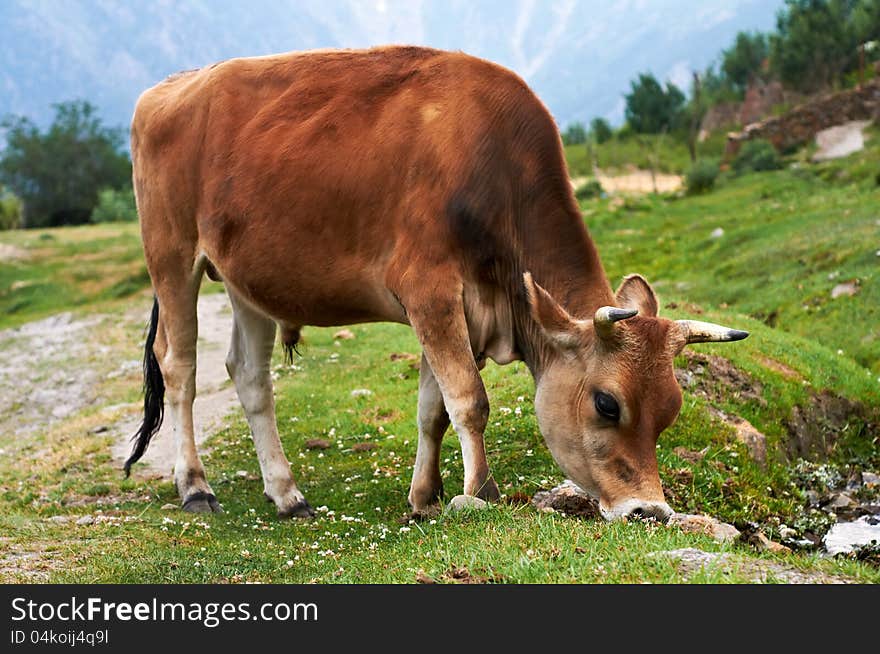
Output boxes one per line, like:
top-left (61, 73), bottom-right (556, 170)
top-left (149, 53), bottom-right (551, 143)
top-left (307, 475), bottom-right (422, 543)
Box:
top-left (615, 274), bottom-right (659, 317)
top-left (523, 272), bottom-right (587, 350)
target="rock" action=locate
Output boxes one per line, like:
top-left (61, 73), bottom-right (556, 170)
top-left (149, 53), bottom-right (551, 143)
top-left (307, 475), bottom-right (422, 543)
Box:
top-left (824, 515), bottom-right (880, 555)
top-left (75, 515), bottom-right (94, 526)
top-left (831, 281), bottom-right (859, 299)
top-left (446, 495), bottom-right (488, 513)
top-left (531, 480), bottom-right (600, 518)
top-left (47, 515), bottom-right (71, 524)
top-left (333, 329), bottom-right (355, 340)
top-left (710, 227), bottom-right (724, 239)
top-left (350, 388), bottom-right (372, 398)
top-left (652, 547), bottom-right (848, 583)
top-left (304, 438), bottom-right (331, 450)
top-left (741, 527), bottom-right (792, 554)
top-left (825, 492), bottom-right (857, 510)
top-left (351, 442), bottom-right (376, 452)
top-left (805, 490), bottom-right (821, 507)
top-left (668, 513), bottom-right (741, 543)
top-left (160, 503), bottom-right (178, 511)
top-left (89, 425), bottom-right (109, 434)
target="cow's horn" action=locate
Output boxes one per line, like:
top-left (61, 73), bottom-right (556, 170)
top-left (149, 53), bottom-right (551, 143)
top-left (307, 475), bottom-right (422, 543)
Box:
top-left (677, 319), bottom-right (750, 344)
top-left (594, 306), bottom-right (638, 337)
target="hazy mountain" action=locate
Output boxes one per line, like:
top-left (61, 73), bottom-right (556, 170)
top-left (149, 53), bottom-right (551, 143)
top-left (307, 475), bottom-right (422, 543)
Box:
top-left (0, 0), bottom-right (783, 131)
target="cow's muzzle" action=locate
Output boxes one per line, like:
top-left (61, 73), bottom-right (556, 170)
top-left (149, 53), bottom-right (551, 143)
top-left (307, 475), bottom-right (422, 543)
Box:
top-left (600, 498), bottom-right (673, 523)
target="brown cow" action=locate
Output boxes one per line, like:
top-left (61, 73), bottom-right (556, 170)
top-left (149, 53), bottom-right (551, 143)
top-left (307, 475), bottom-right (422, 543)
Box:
top-left (126, 46), bottom-right (747, 521)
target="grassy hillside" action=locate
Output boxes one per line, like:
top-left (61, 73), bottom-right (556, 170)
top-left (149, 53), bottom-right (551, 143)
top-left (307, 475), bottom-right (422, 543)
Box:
top-left (0, 137), bottom-right (877, 583)
top-left (565, 131), bottom-right (729, 176)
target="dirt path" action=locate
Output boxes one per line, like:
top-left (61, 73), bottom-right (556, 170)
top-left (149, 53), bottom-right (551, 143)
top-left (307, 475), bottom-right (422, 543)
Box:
top-left (812, 120), bottom-right (871, 162)
top-left (572, 170), bottom-right (683, 195)
top-left (111, 292), bottom-right (239, 478)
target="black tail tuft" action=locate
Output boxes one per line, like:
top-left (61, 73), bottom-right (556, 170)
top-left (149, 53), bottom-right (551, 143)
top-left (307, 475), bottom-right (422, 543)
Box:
top-left (124, 297), bottom-right (165, 476)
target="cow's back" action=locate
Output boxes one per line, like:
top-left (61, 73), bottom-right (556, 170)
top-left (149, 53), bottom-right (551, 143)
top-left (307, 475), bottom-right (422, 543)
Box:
top-left (131, 46), bottom-right (575, 328)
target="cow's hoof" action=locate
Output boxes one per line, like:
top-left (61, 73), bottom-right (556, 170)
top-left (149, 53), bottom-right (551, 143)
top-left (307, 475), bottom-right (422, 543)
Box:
top-left (475, 477), bottom-right (501, 502)
top-left (182, 491), bottom-right (223, 513)
top-left (277, 499), bottom-right (315, 519)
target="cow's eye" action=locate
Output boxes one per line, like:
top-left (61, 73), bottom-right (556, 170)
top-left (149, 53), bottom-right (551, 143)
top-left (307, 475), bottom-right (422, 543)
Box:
top-left (594, 392), bottom-right (620, 421)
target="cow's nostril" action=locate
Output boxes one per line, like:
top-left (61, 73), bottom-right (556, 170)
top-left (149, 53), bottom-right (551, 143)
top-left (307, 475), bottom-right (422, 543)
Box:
top-left (626, 504), bottom-right (672, 522)
top-left (629, 507), bottom-right (646, 519)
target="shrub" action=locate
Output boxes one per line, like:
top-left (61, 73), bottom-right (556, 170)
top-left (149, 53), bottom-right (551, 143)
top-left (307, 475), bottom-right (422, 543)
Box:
top-left (574, 178), bottom-right (603, 201)
top-left (733, 139), bottom-right (782, 174)
top-left (90, 187), bottom-right (137, 223)
top-left (0, 192), bottom-right (22, 230)
top-left (685, 159), bottom-right (720, 194)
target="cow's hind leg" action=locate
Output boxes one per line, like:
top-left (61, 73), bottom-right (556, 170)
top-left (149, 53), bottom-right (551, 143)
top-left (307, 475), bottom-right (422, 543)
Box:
top-left (408, 354), bottom-right (450, 514)
top-left (153, 269), bottom-right (221, 512)
top-left (226, 288), bottom-right (313, 518)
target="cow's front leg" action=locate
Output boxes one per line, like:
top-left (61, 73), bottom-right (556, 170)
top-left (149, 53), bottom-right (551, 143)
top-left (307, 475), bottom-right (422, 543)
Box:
top-left (407, 296), bottom-right (500, 503)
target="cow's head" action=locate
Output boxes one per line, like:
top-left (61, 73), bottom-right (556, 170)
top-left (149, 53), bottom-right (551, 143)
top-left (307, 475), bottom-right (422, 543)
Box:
top-left (523, 272), bottom-right (748, 522)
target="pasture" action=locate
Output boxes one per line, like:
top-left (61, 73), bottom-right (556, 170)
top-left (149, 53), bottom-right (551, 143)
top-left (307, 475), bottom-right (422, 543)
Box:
top-left (0, 139), bottom-right (878, 583)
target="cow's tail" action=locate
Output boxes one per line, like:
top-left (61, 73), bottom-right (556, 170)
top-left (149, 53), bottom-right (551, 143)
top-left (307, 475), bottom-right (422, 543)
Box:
top-left (124, 297), bottom-right (165, 476)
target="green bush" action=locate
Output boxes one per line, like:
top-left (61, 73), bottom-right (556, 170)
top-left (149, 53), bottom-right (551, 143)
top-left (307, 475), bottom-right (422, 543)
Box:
top-left (574, 178), bottom-right (603, 201)
top-left (733, 139), bottom-right (783, 174)
top-left (90, 187), bottom-right (137, 223)
top-left (0, 192), bottom-right (22, 230)
top-left (685, 158), bottom-right (720, 194)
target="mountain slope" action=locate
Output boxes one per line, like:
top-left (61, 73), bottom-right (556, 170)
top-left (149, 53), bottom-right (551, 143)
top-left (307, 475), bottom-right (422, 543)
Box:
top-left (1, 0), bottom-right (781, 129)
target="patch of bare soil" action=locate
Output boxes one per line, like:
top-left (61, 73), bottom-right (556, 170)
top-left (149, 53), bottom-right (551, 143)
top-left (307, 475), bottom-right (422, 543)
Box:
top-left (572, 169), bottom-right (683, 195)
top-left (785, 391), bottom-right (876, 461)
top-left (0, 243), bottom-right (30, 262)
top-left (675, 351), bottom-right (766, 407)
top-left (111, 292), bottom-right (238, 478)
top-left (0, 312), bottom-right (104, 437)
top-left (532, 480), bottom-right (600, 519)
top-left (757, 356), bottom-right (802, 381)
top-left (0, 538), bottom-right (77, 582)
top-left (417, 567), bottom-right (499, 584)
top-left (652, 547), bottom-right (852, 584)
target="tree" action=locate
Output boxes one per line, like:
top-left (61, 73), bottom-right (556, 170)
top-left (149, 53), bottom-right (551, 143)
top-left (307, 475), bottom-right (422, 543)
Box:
top-left (624, 73), bottom-right (686, 134)
top-left (0, 100), bottom-right (131, 227)
top-left (589, 117), bottom-right (613, 144)
top-left (562, 122), bottom-right (588, 145)
top-left (721, 31), bottom-right (769, 93)
top-left (770, 0), bottom-right (858, 93)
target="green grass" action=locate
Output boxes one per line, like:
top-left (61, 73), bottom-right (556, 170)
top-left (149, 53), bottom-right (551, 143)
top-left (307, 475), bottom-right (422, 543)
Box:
top-left (0, 222), bottom-right (147, 329)
top-left (565, 131), bottom-right (728, 177)
top-left (1, 135), bottom-right (878, 584)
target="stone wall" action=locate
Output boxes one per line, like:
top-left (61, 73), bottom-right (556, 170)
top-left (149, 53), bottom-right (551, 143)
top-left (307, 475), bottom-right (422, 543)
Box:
top-left (726, 78), bottom-right (880, 158)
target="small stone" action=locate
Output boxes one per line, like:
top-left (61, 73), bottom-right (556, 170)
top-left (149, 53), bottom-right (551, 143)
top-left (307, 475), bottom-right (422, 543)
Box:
top-left (89, 425), bottom-right (109, 434)
top-left (831, 281), bottom-right (859, 299)
top-left (668, 513), bottom-right (741, 543)
top-left (304, 438), bottom-right (331, 450)
top-left (446, 495), bottom-right (488, 513)
top-left (47, 515), bottom-right (71, 524)
top-left (350, 388), bottom-right (372, 398)
top-left (333, 329), bottom-right (355, 340)
top-left (351, 442), bottom-right (376, 452)
top-left (75, 515), bottom-right (94, 526)
top-left (160, 503), bottom-right (178, 510)
top-left (710, 227), bottom-right (724, 239)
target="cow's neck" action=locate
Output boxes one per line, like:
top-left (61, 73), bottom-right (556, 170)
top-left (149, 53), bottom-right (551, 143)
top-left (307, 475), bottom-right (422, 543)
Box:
top-left (509, 201), bottom-right (614, 379)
